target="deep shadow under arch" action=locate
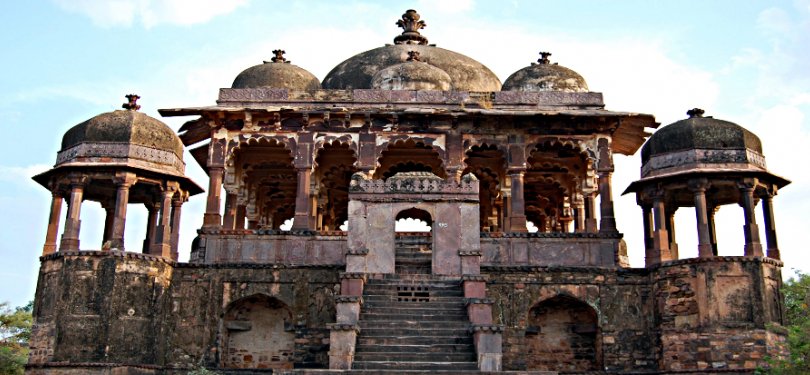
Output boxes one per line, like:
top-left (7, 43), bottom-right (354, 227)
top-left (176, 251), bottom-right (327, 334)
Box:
top-left (526, 295), bottom-right (601, 372)
top-left (221, 294), bottom-right (295, 370)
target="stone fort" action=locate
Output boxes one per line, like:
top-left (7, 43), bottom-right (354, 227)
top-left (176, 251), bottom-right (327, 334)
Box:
top-left (26, 9), bottom-right (790, 375)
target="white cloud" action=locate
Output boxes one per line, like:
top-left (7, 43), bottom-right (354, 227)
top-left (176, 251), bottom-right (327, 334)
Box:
top-left (52, 0), bottom-right (248, 29)
top-left (0, 164), bottom-right (52, 183)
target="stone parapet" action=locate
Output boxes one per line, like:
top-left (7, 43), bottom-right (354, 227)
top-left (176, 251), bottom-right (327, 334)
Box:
top-left (193, 233), bottom-right (347, 264)
top-left (217, 88), bottom-right (605, 109)
top-left (481, 236), bottom-right (622, 267)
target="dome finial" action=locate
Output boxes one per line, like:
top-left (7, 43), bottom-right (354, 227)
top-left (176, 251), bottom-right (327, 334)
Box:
top-left (538, 51), bottom-right (552, 64)
top-left (687, 108), bottom-right (705, 118)
top-left (394, 9), bottom-right (428, 45)
top-left (122, 94), bottom-right (141, 111)
top-left (406, 50), bottom-right (421, 62)
top-left (268, 49), bottom-right (289, 63)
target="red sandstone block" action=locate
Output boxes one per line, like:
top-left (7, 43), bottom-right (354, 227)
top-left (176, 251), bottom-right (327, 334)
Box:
top-left (467, 304), bottom-right (493, 324)
top-left (340, 279), bottom-right (364, 296)
top-left (463, 280), bottom-right (486, 298)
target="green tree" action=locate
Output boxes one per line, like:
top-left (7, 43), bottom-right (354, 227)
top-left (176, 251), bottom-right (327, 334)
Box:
top-left (764, 272), bottom-right (810, 374)
top-left (0, 301), bottom-right (32, 375)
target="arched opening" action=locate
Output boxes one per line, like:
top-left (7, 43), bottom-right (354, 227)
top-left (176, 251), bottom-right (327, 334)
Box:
top-left (395, 207), bottom-right (433, 232)
top-left (394, 207), bottom-right (432, 275)
top-left (375, 139), bottom-right (446, 179)
top-left (464, 144), bottom-right (505, 232)
top-left (314, 142), bottom-right (357, 232)
top-left (232, 139), bottom-right (296, 230)
top-left (221, 294), bottom-right (295, 370)
top-left (525, 142), bottom-right (588, 233)
top-left (526, 295), bottom-right (601, 372)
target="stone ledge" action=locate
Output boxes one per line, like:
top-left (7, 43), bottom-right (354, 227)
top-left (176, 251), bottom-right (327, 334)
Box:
top-left (465, 298), bottom-right (495, 306)
top-left (461, 274), bottom-right (488, 282)
top-left (175, 262), bottom-right (342, 270)
top-left (459, 250), bottom-right (482, 256)
top-left (340, 272), bottom-right (367, 280)
top-left (653, 256), bottom-right (783, 270)
top-left (40, 250), bottom-right (174, 264)
top-left (470, 324), bottom-right (504, 333)
top-left (347, 248), bottom-right (369, 256)
top-left (482, 265), bottom-right (616, 274)
top-left (481, 231), bottom-right (623, 239)
top-left (335, 296), bottom-right (363, 304)
top-left (327, 323), bottom-right (360, 332)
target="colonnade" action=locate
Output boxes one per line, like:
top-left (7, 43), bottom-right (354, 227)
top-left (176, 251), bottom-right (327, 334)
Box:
top-left (640, 177), bottom-right (781, 266)
top-left (41, 172), bottom-right (188, 260)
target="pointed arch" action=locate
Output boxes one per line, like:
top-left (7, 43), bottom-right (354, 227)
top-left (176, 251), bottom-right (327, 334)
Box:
top-left (526, 294), bottom-right (601, 371)
top-left (220, 294), bottom-right (295, 369)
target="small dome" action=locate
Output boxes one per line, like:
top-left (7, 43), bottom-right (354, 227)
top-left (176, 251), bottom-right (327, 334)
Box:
top-left (58, 95), bottom-right (186, 176)
top-left (232, 50), bottom-right (321, 90)
top-left (322, 10), bottom-right (501, 92)
top-left (503, 52), bottom-right (588, 92)
top-left (640, 108), bottom-right (765, 178)
top-left (371, 51), bottom-right (452, 90)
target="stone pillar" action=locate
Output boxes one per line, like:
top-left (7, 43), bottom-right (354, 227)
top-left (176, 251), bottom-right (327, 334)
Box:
top-left (170, 198), bottom-right (183, 261)
top-left (642, 204), bottom-right (656, 267)
top-left (665, 207), bottom-right (679, 259)
top-left (291, 168), bottom-right (313, 230)
top-left (203, 167), bottom-right (224, 227)
top-left (761, 189), bottom-right (780, 260)
top-left (507, 170), bottom-right (527, 232)
top-left (143, 204), bottom-right (158, 253)
top-left (584, 193), bottom-right (598, 233)
top-left (236, 205), bottom-right (246, 230)
top-left (574, 198), bottom-right (585, 233)
top-left (222, 192), bottom-right (237, 230)
top-left (151, 183), bottom-right (178, 257)
top-left (690, 179), bottom-right (713, 258)
top-left (109, 172), bottom-right (137, 250)
top-left (42, 192), bottom-right (63, 255)
top-left (598, 171), bottom-right (617, 233)
top-left (651, 191), bottom-right (671, 263)
top-left (101, 204), bottom-right (114, 247)
top-left (739, 180), bottom-right (763, 257)
top-left (707, 206), bottom-right (718, 255)
top-left (60, 177), bottom-right (86, 251)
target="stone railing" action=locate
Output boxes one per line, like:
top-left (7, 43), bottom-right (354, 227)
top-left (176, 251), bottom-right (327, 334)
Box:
top-left (349, 171), bottom-right (478, 195)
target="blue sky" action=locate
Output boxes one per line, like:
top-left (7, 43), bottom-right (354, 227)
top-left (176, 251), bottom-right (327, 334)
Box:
top-left (2, 0), bottom-right (809, 307)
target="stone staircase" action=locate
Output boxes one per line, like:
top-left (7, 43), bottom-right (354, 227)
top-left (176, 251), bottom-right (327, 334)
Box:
top-left (351, 235), bottom-right (478, 371)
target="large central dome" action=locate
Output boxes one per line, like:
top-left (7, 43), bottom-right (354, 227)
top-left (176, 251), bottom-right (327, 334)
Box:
top-left (322, 10), bottom-right (501, 92)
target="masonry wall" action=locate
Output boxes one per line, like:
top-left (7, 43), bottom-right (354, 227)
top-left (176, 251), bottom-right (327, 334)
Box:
top-left (653, 257), bottom-right (788, 372)
top-left (484, 266), bottom-right (658, 372)
top-left (26, 252), bottom-right (341, 374)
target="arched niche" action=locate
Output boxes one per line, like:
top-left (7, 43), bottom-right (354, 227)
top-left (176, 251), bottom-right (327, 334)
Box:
top-left (525, 295), bottom-right (601, 372)
top-left (220, 294), bottom-right (295, 370)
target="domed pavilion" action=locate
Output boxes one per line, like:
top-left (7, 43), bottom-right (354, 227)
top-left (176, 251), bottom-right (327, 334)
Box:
top-left (32, 95), bottom-right (202, 258)
top-left (27, 10), bottom-right (790, 375)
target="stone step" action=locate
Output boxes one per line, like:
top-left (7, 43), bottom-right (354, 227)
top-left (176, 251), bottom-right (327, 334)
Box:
top-left (364, 283), bottom-right (461, 290)
top-left (357, 336), bottom-right (473, 346)
top-left (353, 343), bottom-right (474, 353)
top-left (359, 320), bottom-right (470, 329)
top-left (363, 302), bottom-right (465, 308)
top-left (354, 352), bottom-right (476, 362)
top-left (361, 312), bottom-right (468, 321)
top-left (362, 290), bottom-right (464, 298)
top-left (359, 327), bottom-right (470, 336)
top-left (351, 361), bottom-right (478, 371)
top-left (372, 274), bottom-right (460, 282)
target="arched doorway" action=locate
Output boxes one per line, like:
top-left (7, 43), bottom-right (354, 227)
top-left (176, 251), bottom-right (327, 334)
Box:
top-left (221, 294), bottom-right (295, 369)
top-left (526, 295), bottom-right (601, 371)
top-left (394, 207), bottom-right (432, 275)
